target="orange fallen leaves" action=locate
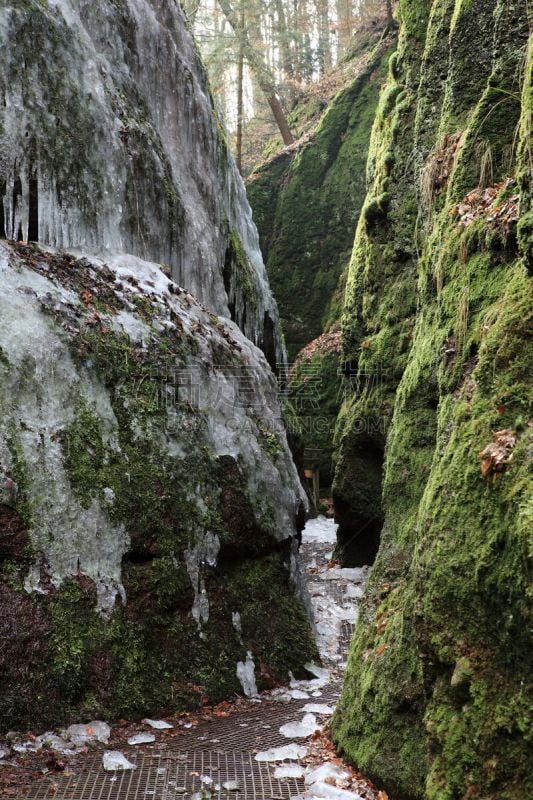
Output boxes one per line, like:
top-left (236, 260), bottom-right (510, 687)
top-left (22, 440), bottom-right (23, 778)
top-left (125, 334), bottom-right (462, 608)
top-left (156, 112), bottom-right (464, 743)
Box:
top-left (453, 179), bottom-right (520, 231)
top-left (479, 428), bottom-right (517, 480)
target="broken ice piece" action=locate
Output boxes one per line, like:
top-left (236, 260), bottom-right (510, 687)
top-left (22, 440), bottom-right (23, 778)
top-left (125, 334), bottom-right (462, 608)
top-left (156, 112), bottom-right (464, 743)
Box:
top-left (289, 689), bottom-right (310, 700)
top-left (35, 733), bottom-right (78, 755)
top-left (142, 719), bottom-right (173, 730)
top-left (0, 746), bottom-right (9, 759)
top-left (12, 740), bottom-right (42, 754)
top-left (223, 780), bottom-right (240, 791)
top-left (274, 765), bottom-right (306, 779)
top-left (279, 713), bottom-right (320, 739)
top-left (201, 776), bottom-right (214, 785)
top-left (255, 744), bottom-right (308, 762)
top-left (65, 721), bottom-right (111, 745)
top-left (304, 763), bottom-right (351, 785)
top-left (304, 663), bottom-right (330, 682)
top-left (103, 751), bottom-right (136, 771)
top-left (303, 782), bottom-right (363, 800)
top-left (127, 733), bottom-right (156, 745)
top-left (302, 703), bottom-right (334, 716)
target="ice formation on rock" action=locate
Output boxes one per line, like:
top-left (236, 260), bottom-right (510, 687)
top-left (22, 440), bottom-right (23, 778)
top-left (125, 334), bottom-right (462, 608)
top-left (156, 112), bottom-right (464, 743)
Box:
top-left (0, 0), bottom-right (283, 365)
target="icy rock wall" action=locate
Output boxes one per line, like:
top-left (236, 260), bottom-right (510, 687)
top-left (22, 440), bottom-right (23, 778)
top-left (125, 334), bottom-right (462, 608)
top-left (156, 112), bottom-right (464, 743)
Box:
top-left (0, 241), bottom-right (315, 729)
top-left (0, 0), bottom-right (315, 730)
top-left (0, 0), bottom-right (282, 364)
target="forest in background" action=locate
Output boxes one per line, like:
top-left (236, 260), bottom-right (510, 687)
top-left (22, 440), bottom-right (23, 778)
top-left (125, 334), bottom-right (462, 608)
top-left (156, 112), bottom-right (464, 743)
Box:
top-left (184, 0), bottom-right (394, 171)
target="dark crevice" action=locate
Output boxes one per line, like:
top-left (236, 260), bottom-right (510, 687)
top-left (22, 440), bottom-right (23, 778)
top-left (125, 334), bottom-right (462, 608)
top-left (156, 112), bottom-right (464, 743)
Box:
top-left (12, 176), bottom-right (23, 241)
top-left (223, 241), bottom-right (237, 323)
top-left (334, 437), bottom-right (385, 567)
top-left (28, 166), bottom-right (38, 242)
top-left (0, 181), bottom-right (5, 238)
top-left (262, 312), bottom-right (278, 375)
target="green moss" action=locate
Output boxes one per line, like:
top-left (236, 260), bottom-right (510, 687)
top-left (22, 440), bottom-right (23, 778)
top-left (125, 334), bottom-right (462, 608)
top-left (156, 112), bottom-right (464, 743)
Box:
top-left (332, 2), bottom-right (532, 799)
top-left (247, 42), bottom-right (395, 358)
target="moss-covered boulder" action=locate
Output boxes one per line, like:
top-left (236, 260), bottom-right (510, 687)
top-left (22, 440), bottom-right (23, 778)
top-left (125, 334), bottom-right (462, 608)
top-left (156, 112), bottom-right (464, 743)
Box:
top-left (332, 1), bottom-right (532, 798)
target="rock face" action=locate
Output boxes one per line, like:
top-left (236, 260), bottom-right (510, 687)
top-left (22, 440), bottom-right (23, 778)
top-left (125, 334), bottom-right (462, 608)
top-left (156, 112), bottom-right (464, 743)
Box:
top-left (0, 0), bottom-right (316, 730)
top-left (0, 0), bottom-right (281, 366)
top-left (332, 1), bottom-right (532, 798)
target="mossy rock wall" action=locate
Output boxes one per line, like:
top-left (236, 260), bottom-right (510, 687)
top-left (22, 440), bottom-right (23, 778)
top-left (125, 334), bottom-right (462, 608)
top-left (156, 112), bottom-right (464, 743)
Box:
top-left (332, 1), bottom-right (532, 798)
top-left (0, 242), bottom-right (315, 731)
top-left (247, 38), bottom-right (395, 359)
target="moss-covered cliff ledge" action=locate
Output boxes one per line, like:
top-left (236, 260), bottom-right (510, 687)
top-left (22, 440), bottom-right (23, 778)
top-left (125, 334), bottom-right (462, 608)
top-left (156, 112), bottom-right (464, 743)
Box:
top-left (247, 34), bottom-right (396, 359)
top-left (0, 242), bottom-right (316, 730)
top-left (332, 1), bottom-right (532, 799)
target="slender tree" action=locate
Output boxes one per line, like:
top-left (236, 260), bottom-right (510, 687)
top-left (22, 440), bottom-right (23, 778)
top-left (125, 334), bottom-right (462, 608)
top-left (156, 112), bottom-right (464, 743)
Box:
top-left (235, 0), bottom-right (245, 171)
top-left (217, 0), bottom-right (295, 145)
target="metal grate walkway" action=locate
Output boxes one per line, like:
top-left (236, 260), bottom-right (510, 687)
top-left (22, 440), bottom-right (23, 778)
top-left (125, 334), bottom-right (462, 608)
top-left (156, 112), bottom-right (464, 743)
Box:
top-left (24, 750), bottom-right (305, 800)
top-left (21, 522), bottom-right (360, 800)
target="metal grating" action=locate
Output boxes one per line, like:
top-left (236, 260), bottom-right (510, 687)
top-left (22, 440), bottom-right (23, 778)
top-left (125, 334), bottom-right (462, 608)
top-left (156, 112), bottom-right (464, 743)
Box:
top-left (20, 525), bottom-right (359, 800)
top-left (24, 750), bottom-right (305, 800)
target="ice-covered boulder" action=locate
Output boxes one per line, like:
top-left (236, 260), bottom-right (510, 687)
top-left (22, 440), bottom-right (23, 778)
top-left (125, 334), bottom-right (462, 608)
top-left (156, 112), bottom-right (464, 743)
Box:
top-left (0, 0), bottom-right (315, 730)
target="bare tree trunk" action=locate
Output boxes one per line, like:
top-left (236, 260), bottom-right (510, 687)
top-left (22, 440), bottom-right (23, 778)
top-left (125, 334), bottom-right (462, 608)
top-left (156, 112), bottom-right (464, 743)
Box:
top-left (315, 0), bottom-right (332, 76)
top-left (217, 0), bottom-right (295, 145)
top-left (274, 0), bottom-right (295, 86)
top-left (336, 0), bottom-right (352, 56)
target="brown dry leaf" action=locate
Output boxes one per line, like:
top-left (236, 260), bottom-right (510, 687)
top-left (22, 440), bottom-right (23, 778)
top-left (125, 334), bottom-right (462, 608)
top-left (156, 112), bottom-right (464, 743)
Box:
top-left (479, 428), bottom-right (517, 478)
top-left (375, 643), bottom-right (389, 657)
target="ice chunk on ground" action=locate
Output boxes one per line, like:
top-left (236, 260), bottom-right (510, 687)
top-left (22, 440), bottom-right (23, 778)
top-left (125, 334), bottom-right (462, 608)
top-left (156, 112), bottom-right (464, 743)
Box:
top-left (12, 740), bottom-right (42, 754)
top-left (127, 733), bottom-right (156, 745)
top-left (35, 733), bottom-right (79, 755)
top-left (0, 746), bottom-right (9, 758)
top-left (274, 765), bottom-right (306, 779)
top-left (236, 651), bottom-right (258, 697)
top-left (304, 764), bottom-right (351, 785)
top-left (304, 664), bottom-right (330, 682)
top-left (302, 782), bottom-right (363, 800)
top-left (319, 568), bottom-right (368, 582)
top-left (302, 703), bottom-right (334, 716)
top-left (103, 751), bottom-right (136, 771)
top-left (142, 719), bottom-right (173, 729)
top-left (223, 780), bottom-right (240, 791)
top-left (289, 689), bottom-right (310, 699)
top-left (279, 713), bottom-right (321, 739)
top-left (344, 584), bottom-right (364, 599)
top-left (302, 517), bottom-right (338, 544)
top-left (64, 721), bottom-right (111, 745)
top-left (255, 744), bottom-right (308, 761)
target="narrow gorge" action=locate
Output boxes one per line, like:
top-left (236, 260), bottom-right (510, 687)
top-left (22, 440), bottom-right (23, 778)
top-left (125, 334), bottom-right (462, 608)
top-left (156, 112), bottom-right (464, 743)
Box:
top-left (0, 2), bottom-right (531, 800)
